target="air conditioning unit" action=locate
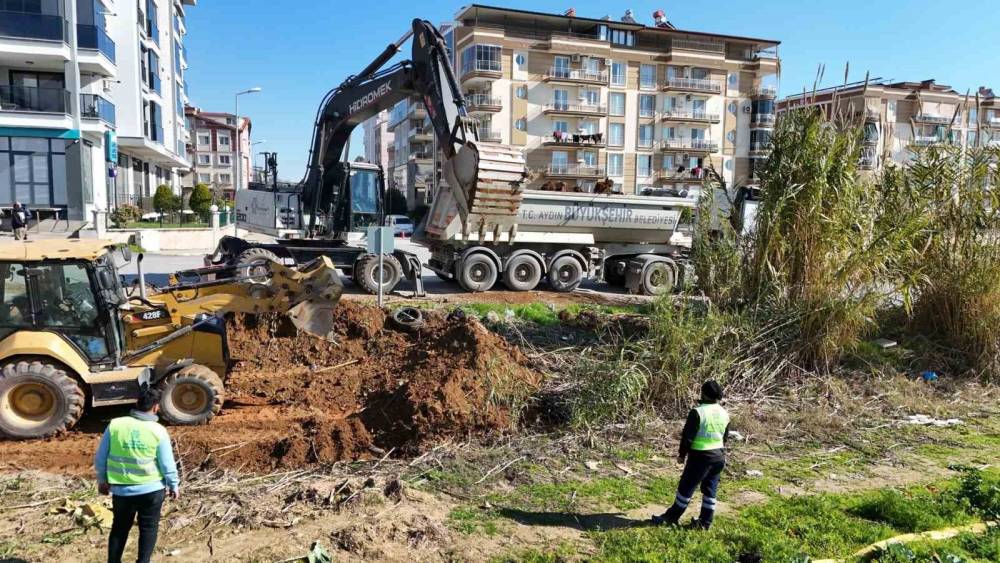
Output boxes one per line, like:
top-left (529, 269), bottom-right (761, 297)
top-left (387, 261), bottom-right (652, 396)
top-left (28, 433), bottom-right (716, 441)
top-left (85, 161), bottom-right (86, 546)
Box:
top-left (103, 79), bottom-right (114, 92)
top-left (571, 53), bottom-right (581, 62)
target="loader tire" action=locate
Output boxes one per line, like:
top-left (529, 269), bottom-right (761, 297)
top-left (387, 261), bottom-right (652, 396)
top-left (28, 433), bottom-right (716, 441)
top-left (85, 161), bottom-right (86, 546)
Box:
top-left (158, 365), bottom-right (224, 426)
top-left (458, 253), bottom-right (497, 292)
top-left (502, 255), bottom-right (543, 291)
top-left (548, 256), bottom-right (584, 293)
top-left (0, 359), bottom-right (85, 439)
top-left (236, 247), bottom-right (281, 283)
top-left (354, 254), bottom-right (403, 295)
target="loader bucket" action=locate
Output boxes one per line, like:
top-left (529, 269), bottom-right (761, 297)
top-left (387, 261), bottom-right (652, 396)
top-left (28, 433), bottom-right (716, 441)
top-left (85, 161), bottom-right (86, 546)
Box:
top-left (284, 257), bottom-right (344, 340)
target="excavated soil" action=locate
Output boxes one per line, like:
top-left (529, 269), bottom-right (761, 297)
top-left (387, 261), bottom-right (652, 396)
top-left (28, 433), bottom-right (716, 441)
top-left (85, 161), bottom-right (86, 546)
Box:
top-left (0, 302), bottom-right (540, 474)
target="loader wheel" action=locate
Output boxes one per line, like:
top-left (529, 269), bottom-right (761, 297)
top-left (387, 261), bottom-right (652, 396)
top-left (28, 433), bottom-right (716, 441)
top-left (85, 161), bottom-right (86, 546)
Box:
top-left (354, 254), bottom-right (403, 295)
top-left (548, 256), bottom-right (584, 293)
top-left (502, 255), bottom-right (542, 291)
top-left (0, 360), bottom-right (85, 439)
top-left (640, 262), bottom-right (675, 296)
top-left (458, 253), bottom-right (497, 292)
top-left (158, 365), bottom-right (224, 426)
top-left (237, 247), bottom-right (281, 282)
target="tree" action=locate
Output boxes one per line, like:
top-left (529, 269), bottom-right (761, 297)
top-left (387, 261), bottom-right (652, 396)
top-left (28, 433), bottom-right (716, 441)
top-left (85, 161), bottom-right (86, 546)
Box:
top-left (152, 184), bottom-right (181, 225)
top-left (386, 188), bottom-right (407, 215)
top-left (189, 183), bottom-right (213, 217)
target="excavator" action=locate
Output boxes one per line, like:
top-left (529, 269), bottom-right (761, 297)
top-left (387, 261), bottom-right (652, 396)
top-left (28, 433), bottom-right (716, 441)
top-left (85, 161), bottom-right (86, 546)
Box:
top-left (0, 239), bottom-right (342, 439)
top-left (210, 19), bottom-right (528, 294)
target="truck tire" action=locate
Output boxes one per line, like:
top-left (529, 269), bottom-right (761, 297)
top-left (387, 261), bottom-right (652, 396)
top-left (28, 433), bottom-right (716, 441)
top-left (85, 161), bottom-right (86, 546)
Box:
top-left (158, 365), bottom-right (224, 426)
top-left (548, 256), bottom-right (584, 293)
top-left (354, 254), bottom-right (403, 295)
top-left (458, 253), bottom-right (497, 292)
top-left (641, 262), bottom-right (675, 296)
top-left (237, 247), bottom-right (281, 283)
top-left (0, 359), bottom-right (85, 439)
top-left (502, 255), bottom-right (543, 291)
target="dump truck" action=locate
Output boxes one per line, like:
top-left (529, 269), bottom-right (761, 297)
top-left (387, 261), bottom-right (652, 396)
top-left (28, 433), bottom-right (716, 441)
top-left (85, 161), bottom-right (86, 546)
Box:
top-left (0, 239), bottom-right (342, 439)
top-left (211, 18), bottom-right (697, 296)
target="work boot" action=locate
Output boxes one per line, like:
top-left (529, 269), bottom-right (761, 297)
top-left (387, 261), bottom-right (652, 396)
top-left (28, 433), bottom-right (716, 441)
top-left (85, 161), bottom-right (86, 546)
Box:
top-left (649, 511), bottom-right (679, 526)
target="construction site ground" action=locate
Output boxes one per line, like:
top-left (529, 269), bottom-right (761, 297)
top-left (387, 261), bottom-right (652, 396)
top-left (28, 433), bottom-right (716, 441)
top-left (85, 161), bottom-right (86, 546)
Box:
top-left (1, 302), bottom-right (998, 562)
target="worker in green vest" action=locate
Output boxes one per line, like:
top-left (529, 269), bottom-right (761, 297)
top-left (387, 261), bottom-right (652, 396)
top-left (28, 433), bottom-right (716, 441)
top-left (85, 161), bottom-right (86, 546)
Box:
top-left (94, 387), bottom-right (179, 563)
top-left (651, 380), bottom-right (730, 529)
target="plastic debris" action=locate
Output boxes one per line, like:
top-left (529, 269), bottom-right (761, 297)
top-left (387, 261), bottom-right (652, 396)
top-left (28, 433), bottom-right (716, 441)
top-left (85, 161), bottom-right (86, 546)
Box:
top-left (901, 414), bottom-right (963, 427)
top-left (50, 499), bottom-right (114, 530)
top-left (729, 430), bottom-right (746, 441)
top-left (584, 460), bottom-right (601, 471)
top-left (920, 370), bottom-right (938, 382)
top-left (872, 338), bottom-right (897, 349)
top-left (745, 469), bottom-right (764, 477)
top-left (278, 541), bottom-right (332, 563)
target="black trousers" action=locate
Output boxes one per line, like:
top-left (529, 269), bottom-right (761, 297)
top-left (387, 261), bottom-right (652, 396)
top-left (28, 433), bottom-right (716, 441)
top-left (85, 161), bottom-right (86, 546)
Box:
top-left (663, 453), bottom-right (726, 527)
top-left (108, 489), bottom-right (165, 563)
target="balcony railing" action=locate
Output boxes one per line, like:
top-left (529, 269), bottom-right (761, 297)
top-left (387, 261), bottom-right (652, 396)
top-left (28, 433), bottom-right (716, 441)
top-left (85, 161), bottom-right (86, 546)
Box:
top-left (750, 113), bottom-right (776, 127)
top-left (466, 94), bottom-right (502, 111)
top-left (543, 134), bottom-right (606, 148)
top-left (912, 136), bottom-right (943, 146)
top-left (0, 10), bottom-right (66, 42)
top-left (663, 77), bottom-right (723, 94)
top-left (80, 94), bottom-right (115, 125)
top-left (750, 141), bottom-right (772, 155)
top-left (659, 170), bottom-right (704, 181)
top-left (408, 127), bottom-right (431, 139)
top-left (914, 115), bottom-right (954, 125)
top-left (752, 86), bottom-right (778, 98)
top-left (987, 116), bottom-right (1000, 127)
top-left (410, 152), bottom-right (433, 160)
top-left (859, 158), bottom-right (877, 170)
top-left (77, 24), bottom-right (116, 63)
top-left (478, 129), bottom-right (501, 143)
top-left (662, 109), bottom-right (722, 123)
top-left (672, 38), bottom-right (725, 54)
top-left (0, 85), bottom-right (69, 113)
top-left (544, 67), bottom-right (608, 84)
top-left (546, 164), bottom-right (605, 177)
top-left (460, 60), bottom-right (502, 79)
top-left (543, 102), bottom-right (606, 115)
top-left (658, 139), bottom-right (719, 152)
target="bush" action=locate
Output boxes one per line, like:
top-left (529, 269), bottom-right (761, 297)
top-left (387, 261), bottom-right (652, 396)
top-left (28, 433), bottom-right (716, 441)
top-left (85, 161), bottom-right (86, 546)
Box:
top-left (109, 204), bottom-right (141, 227)
top-left (152, 184), bottom-right (181, 215)
top-left (189, 183), bottom-right (213, 215)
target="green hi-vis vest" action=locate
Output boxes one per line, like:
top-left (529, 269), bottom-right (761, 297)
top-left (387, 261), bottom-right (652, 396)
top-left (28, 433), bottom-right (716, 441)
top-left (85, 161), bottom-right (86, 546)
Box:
top-left (106, 416), bottom-right (167, 486)
top-left (691, 403), bottom-right (730, 451)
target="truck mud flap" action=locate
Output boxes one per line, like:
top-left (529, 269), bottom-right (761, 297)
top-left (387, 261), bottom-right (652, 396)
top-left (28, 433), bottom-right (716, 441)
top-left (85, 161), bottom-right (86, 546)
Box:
top-left (394, 250), bottom-right (426, 297)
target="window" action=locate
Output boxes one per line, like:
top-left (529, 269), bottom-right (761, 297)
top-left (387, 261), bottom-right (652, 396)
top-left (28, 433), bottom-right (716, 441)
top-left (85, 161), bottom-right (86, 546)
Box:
top-left (662, 154), bottom-right (675, 172)
top-left (607, 153), bottom-right (624, 176)
top-left (218, 154), bottom-right (232, 165)
top-left (553, 56), bottom-right (570, 78)
top-left (225, 117), bottom-right (235, 125)
top-left (637, 155), bottom-right (652, 177)
top-left (553, 121), bottom-right (568, 134)
top-left (515, 118), bottom-right (527, 131)
top-left (609, 92), bottom-right (625, 116)
top-left (218, 135), bottom-right (230, 147)
top-left (582, 89), bottom-right (600, 107)
top-left (197, 154), bottom-right (210, 165)
top-left (581, 151), bottom-right (597, 166)
top-left (691, 67), bottom-right (710, 80)
top-left (198, 173), bottom-right (211, 183)
top-left (553, 89), bottom-right (569, 111)
top-left (461, 44), bottom-right (501, 75)
top-left (608, 123), bottom-right (624, 147)
top-left (639, 94), bottom-right (656, 117)
top-left (198, 133), bottom-right (210, 146)
top-left (598, 25), bottom-right (635, 47)
top-left (638, 124), bottom-right (654, 148)
top-left (551, 151), bottom-right (568, 173)
top-left (691, 128), bottom-right (705, 140)
top-left (516, 85), bottom-right (527, 98)
top-left (579, 121), bottom-right (598, 135)
top-left (582, 57), bottom-right (600, 75)
top-left (663, 126), bottom-right (677, 139)
top-left (610, 61), bottom-right (626, 87)
top-left (219, 173), bottom-right (232, 184)
top-left (640, 64), bottom-right (657, 90)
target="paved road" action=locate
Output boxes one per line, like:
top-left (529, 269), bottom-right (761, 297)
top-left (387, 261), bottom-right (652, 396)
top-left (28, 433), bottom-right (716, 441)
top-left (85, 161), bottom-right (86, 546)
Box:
top-left (126, 239), bottom-right (640, 304)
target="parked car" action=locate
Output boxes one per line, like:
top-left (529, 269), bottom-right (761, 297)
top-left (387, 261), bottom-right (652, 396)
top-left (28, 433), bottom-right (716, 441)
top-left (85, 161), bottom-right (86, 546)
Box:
top-left (386, 214), bottom-right (414, 237)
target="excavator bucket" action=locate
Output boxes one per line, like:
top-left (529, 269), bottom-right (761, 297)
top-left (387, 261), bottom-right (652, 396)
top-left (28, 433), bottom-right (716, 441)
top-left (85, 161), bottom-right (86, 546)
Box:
top-left (279, 257), bottom-right (344, 340)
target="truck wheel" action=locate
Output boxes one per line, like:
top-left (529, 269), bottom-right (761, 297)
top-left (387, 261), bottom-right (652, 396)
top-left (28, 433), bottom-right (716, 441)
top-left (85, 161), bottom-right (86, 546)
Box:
top-left (458, 253), bottom-right (497, 292)
top-left (548, 256), bottom-right (584, 293)
top-left (502, 255), bottom-right (542, 291)
top-left (0, 360), bottom-right (85, 439)
top-left (641, 262), bottom-right (676, 296)
top-left (237, 247), bottom-right (281, 282)
top-left (158, 365), bottom-right (224, 426)
top-left (604, 260), bottom-right (628, 287)
top-left (354, 254), bottom-right (403, 295)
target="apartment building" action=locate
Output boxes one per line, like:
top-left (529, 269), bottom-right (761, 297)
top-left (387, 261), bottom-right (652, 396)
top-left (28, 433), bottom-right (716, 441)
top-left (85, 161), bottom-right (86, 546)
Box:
top-left (362, 109), bottom-right (393, 167)
top-left (779, 80), bottom-right (999, 171)
top-left (452, 5), bottom-right (780, 195)
top-left (182, 106), bottom-right (251, 200)
top-left (0, 0), bottom-right (194, 225)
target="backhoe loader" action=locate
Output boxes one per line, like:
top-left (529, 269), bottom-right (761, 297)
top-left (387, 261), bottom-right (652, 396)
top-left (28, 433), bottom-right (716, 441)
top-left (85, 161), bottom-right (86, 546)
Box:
top-left (0, 239), bottom-right (342, 439)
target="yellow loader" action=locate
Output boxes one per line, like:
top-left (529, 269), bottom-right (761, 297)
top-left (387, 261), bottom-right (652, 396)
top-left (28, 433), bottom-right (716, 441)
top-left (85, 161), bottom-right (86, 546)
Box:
top-left (0, 239), bottom-right (342, 439)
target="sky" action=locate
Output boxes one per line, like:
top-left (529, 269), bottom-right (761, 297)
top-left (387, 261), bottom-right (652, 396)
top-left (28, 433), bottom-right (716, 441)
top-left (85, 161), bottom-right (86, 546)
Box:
top-left (183, 0), bottom-right (999, 180)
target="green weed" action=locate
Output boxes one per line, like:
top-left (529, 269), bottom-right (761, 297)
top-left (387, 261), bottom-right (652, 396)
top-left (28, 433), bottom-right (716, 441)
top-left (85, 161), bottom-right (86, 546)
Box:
top-left (448, 505), bottom-right (501, 536)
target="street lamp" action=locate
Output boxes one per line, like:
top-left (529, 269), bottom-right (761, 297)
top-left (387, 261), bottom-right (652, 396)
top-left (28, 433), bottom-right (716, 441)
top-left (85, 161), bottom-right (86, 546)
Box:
top-left (234, 87), bottom-right (262, 191)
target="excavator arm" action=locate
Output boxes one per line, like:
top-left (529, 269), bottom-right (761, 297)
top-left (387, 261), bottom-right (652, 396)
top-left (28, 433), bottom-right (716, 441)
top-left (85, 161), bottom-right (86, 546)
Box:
top-left (299, 19), bottom-right (527, 240)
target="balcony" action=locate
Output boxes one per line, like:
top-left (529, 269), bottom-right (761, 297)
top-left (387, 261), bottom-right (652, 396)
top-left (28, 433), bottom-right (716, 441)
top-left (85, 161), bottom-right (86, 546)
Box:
top-left (543, 67), bottom-right (608, 85)
top-left (410, 151), bottom-right (433, 162)
top-left (0, 10), bottom-right (66, 42)
top-left (752, 86), bottom-right (778, 99)
top-left (749, 142), bottom-right (771, 157)
top-left (545, 164), bottom-right (605, 178)
top-left (914, 115), bottom-right (955, 125)
top-left (80, 94), bottom-right (116, 125)
top-left (659, 170), bottom-right (704, 183)
top-left (542, 134), bottom-right (606, 148)
top-left (986, 116), bottom-right (1000, 128)
top-left (672, 38), bottom-right (726, 55)
top-left (750, 113), bottom-right (776, 127)
top-left (408, 127), bottom-right (432, 141)
top-left (912, 136), bottom-right (944, 146)
top-left (661, 109), bottom-right (721, 124)
top-left (0, 85), bottom-right (68, 113)
top-left (77, 24), bottom-right (116, 63)
top-left (663, 77), bottom-right (723, 94)
top-left (658, 139), bottom-right (719, 153)
top-left (542, 103), bottom-right (607, 117)
top-left (460, 60), bottom-right (502, 82)
top-left (478, 129), bottom-right (501, 143)
top-left (466, 94), bottom-right (502, 113)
